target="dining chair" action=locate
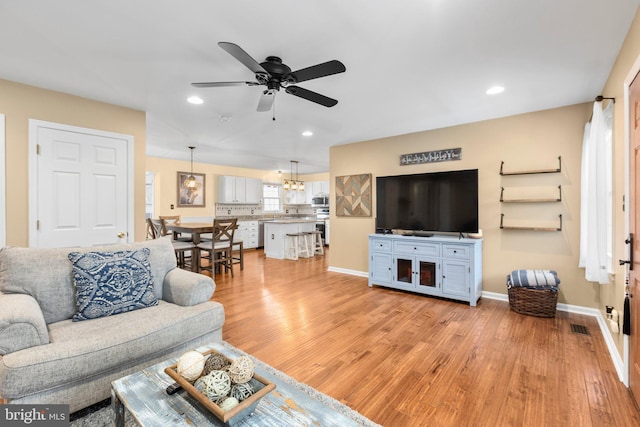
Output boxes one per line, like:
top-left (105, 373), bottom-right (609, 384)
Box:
top-left (198, 218), bottom-right (237, 277)
top-left (148, 218), bottom-right (164, 239)
top-left (230, 240), bottom-right (244, 271)
top-left (146, 218), bottom-right (157, 240)
top-left (148, 218), bottom-right (195, 269)
top-left (159, 215), bottom-right (192, 242)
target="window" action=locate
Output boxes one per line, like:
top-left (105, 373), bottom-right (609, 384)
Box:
top-left (263, 183), bottom-right (282, 212)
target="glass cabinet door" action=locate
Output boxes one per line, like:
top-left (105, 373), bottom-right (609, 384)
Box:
top-left (395, 257), bottom-right (413, 283)
top-left (417, 259), bottom-right (437, 288)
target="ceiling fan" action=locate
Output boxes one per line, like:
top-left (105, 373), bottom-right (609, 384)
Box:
top-left (192, 42), bottom-right (346, 112)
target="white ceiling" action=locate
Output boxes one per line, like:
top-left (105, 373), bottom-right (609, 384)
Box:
top-left (1, 1), bottom-right (638, 174)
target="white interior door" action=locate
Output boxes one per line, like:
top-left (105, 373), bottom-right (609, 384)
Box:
top-left (29, 120), bottom-right (133, 248)
top-left (629, 70), bottom-right (640, 406)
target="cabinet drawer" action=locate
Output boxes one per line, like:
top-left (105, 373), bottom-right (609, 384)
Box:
top-left (370, 239), bottom-right (392, 252)
top-left (443, 244), bottom-right (470, 260)
top-left (394, 241), bottom-right (440, 257)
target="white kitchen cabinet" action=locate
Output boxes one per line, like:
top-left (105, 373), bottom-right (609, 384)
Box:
top-left (304, 181), bottom-right (330, 204)
top-left (368, 234), bottom-right (482, 306)
top-left (218, 176), bottom-right (262, 204)
top-left (286, 189), bottom-right (306, 205)
top-left (237, 220), bottom-right (258, 249)
top-left (244, 178), bottom-right (262, 204)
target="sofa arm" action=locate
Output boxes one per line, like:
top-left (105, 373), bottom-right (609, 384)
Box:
top-left (0, 294), bottom-right (49, 355)
top-left (162, 268), bottom-right (215, 306)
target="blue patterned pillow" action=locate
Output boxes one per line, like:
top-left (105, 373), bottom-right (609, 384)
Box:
top-left (68, 248), bottom-right (158, 321)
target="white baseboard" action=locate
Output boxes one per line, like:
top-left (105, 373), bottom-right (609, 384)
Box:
top-left (327, 266), bottom-right (369, 277)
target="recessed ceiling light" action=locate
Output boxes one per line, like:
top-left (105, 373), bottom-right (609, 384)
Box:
top-left (486, 86), bottom-right (505, 95)
top-left (187, 96), bottom-right (204, 104)
top-left (302, 131), bottom-right (313, 137)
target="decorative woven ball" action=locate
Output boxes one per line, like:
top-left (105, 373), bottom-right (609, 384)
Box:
top-left (218, 396), bottom-right (240, 412)
top-left (229, 381), bottom-right (254, 401)
top-left (197, 370), bottom-right (231, 400)
top-left (228, 356), bottom-right (255, 384)
top-left (202, 353), bottom-right (231, 376)
top-left (177, 351), bottom-right (205, 382)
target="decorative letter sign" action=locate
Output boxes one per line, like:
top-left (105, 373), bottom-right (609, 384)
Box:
top-left (400, 148), bottom-right (462, 166)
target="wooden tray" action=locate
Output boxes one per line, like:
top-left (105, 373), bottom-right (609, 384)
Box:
top-left (164, 349), bottom-right (276, 425)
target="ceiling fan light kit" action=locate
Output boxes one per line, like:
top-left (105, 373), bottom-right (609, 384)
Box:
top-left (192, 42), bottom-right (345, 113)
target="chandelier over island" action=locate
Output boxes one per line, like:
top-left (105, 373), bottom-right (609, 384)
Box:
top-left (283, 160), bottom-right (304, 191)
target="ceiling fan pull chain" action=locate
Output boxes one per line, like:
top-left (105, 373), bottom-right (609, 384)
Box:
top-left (272, 94), bottom-right (276, 121)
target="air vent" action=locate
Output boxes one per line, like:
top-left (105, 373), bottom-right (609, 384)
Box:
top-left (570, 324), bottom-right (590, 335)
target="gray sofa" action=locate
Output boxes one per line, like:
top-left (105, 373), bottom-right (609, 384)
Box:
top-left (0, 237), bottom-right (225, 412)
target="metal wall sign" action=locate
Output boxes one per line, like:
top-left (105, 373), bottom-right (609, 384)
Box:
top-left (400, 148), bottom-right (462, 165)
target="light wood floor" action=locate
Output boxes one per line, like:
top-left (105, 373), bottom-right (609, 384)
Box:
top-left (206, 248), bottom-right (640, 426)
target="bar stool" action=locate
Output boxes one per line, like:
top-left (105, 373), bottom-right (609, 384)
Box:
top-left (310, 230), bottom-right (324, 255)
top-left (286, 233), bottom-right (311, 260)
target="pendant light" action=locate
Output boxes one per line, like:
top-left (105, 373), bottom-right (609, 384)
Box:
top-left (184, 146), bottom-right (198, 189)
top-left (291, 160), bottom-right (298, 191)
top-left (295, 161), bottom-right (304, 191)
top-left (283, 160), bottom-right (305, 191)
top-left (283, 162), bottom-right (292, 190)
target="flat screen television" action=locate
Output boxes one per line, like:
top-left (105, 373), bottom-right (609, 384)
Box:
top-left (376, 169), bottom-right (479, 235)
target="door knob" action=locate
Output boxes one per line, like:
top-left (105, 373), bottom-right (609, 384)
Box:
top-left (117, 232), bottom-right (125, 238)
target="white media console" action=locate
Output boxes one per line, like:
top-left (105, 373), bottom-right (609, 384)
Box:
top-left (368, 234), bottom-right (483, 306)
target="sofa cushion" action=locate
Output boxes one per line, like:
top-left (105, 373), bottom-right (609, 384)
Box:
top-left (0, 237), bottom-right (177, 324)
top-left (69, 248), bottom-right (159, 321)
top-left (0, 300), bottom-right (225, 400)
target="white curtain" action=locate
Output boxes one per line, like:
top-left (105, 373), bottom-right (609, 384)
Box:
top-left (579, 101), bottom-right (613, 284)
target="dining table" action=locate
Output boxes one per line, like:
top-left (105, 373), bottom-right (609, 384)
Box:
top-left (165, 222), bottom-right (213, 273)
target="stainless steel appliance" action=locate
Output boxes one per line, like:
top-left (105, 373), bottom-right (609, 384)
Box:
top-left (258, 221), bottom-right (266, 248)
top-left (315, 207), bottom-right (329, 245)
top-left (311, 195), bottom-right (329, 207)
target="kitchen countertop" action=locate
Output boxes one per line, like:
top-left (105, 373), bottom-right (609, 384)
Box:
top-left (265, 219), bottom-right (318, 224)
top-left (215, 216), bottom-right (319, 222)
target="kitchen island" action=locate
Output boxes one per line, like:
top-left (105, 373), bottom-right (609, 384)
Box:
top-left (264, 219), bottom-right (317, 259)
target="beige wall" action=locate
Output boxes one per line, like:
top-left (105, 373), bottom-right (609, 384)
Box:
top-left (146, 156), bottom-right (330, 218)
top-left (147, 157), bottom-right (281, 217)
top-left (0, 79), bottom-right (146, 245)
top-left (329, 7), bottom-right (640, 359)
top-left (330, 103), bottom-right (596, 306)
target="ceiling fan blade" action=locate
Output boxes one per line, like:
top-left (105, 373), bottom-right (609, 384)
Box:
top-left (290, 60), bottom-right (346, 83)
top-left (285, 86), bottom-right (338, 107)
top-left (218, 42), bottom-right (269, 76)
top-left (191, 81), bottom-right (258, 88)
top-left (257, 91), bottom-right (275, 112)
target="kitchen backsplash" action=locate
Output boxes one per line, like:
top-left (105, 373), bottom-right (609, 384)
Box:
top-left (215, 204), bottom-right (316, 218)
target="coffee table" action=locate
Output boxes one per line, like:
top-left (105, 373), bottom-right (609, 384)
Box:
top-left (111, 342), bottom-right (376, 427)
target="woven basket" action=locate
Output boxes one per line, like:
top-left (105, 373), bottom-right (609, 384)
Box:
top-left (508, 286), bottom-right (558, 318)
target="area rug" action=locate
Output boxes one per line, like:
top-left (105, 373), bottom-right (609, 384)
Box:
top-left (71, 341), bottom-right (380, 426)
